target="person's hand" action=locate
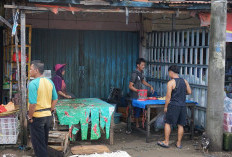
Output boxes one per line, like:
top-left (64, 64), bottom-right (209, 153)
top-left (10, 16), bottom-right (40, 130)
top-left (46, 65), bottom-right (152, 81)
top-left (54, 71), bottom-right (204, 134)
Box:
top-left (164, 107), bottom-right (168, 113)
top-left (150, 86), bottom-right (154, 94)
top-left (29, 119), bottom-right (33, 123)
top-left (51, 109), bottom-right (56, 114)
top-left (66, 95), bottom-right (72, 99)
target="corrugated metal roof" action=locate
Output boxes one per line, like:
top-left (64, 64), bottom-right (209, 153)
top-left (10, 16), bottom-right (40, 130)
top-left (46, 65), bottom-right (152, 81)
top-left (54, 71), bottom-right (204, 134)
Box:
top-left (133, 0), bottom-right (210, 4)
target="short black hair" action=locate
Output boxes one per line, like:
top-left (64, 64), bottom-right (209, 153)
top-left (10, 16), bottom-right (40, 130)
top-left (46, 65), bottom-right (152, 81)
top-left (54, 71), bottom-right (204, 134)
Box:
top-left (168, 65), bottom-right (180, 74)
top-left (31, 60), bottom-right (44, 74)
top-left (136, 58), bottom-right (146, 65)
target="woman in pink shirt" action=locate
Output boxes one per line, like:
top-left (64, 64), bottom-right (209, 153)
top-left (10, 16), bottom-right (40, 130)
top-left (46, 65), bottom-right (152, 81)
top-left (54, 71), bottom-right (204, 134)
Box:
top-left (52, 64), bottom-right (72, 99)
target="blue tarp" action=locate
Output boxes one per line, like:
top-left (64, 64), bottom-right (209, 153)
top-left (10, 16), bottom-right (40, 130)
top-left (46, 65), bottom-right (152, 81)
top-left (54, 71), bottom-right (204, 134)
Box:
top-left (132, 99), bottom-right (198, 109)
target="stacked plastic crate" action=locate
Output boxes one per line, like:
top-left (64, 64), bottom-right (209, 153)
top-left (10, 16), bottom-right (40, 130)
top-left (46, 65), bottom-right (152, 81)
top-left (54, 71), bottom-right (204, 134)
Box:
top-left (224, 112), bottom-right (232, 132)
top-left (0, 115), bottom-right (19, 144)
top-left (223, 93), bottom-right (232, 151)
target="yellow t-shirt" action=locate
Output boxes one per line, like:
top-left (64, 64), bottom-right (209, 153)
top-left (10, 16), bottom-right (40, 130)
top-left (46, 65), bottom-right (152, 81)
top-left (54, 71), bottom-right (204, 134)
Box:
top-left (28, 77), bottom-right (58, 118)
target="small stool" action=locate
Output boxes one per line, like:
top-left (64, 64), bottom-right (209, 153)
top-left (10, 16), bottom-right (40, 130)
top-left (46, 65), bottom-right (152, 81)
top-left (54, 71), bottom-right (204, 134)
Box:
top-left (48, 131), bottom-right (69, 154)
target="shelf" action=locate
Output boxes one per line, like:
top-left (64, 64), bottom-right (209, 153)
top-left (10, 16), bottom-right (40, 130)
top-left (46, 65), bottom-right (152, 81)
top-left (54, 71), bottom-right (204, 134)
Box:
top-left (11, 81), bottom-right (18, 84)
top-left (11, 62), bottom-right (30, 65)
top-left (5, 45), bottom-right (31, 48)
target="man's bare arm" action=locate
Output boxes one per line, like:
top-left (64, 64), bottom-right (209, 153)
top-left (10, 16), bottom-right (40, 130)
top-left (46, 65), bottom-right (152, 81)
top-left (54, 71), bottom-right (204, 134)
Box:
top-left (51, 99), bottom-right (58, 111)
top-left (129, 82), bottom-right (138, 92)
top-left (165, 81), bottom-right (173, 109)
top-left (28, 104), bottom-right (36, 119)
top-left (184, 80), bottom-right (192, 95)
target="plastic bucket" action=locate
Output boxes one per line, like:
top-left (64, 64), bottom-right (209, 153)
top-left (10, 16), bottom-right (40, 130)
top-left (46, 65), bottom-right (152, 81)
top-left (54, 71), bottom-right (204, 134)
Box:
top-left (138, 89), bottom-right (148, 100)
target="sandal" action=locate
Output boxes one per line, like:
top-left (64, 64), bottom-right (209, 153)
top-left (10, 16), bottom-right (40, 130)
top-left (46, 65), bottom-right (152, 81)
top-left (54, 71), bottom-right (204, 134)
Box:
top-left (157, 141), bottom-right (169, 148)
top-left (175, 144), bottom-right (183, 149)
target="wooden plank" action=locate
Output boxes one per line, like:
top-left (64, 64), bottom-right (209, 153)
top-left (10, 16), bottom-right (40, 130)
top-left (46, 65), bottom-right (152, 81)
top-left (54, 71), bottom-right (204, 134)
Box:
top-left (151, 32), bottom-right (154, 77)
top-left (146, 106), bottom-right (151, 143)
top-left (4, 5), bottom-right (193, 14)
top-left (0, 16), bottom-right (12, 29)
top-left (49, 145), bottom-right (63, 152)
top-left (154, 32), bottom-right (157, 62)
top-left (175, 31), bottom-right (180, 64)
top-left (168, 31), bottom-right (171, 63)
top-left (190, 29), bottom-right (194, 82)
top-left (180, 30), bottom-right (184, 75)
top-left (185, 31), bottom-right (189, 76)
top-left (164, 32), bottom-right (168, 79)
top-left (161, 32), bottom-right (164, 79)
top-left (71, 145), bottom-right (110, 155)
top-left (172, 31), bottom-right (175, 63)
top-left (154, 32), bottom-right (157, 78)
top-left (63, 132), bottom-right (69, 153)
top-left (157, 32), bottom-right (161, 79)
top-left (149, 33), bottom-right (152, 77)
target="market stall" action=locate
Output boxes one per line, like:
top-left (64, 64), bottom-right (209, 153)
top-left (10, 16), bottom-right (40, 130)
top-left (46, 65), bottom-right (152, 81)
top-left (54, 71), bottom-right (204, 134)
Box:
top-left (126, 98), bottom-right (197, 143)
top-left (55, 98), bottom-right (115, 145)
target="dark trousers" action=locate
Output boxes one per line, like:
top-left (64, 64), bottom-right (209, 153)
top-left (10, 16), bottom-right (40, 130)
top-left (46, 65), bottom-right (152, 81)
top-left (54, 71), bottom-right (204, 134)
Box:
top-left (30, 116), bottom-right (52, 157)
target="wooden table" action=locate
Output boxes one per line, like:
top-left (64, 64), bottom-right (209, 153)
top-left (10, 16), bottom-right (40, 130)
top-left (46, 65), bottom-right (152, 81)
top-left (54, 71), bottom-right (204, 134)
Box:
top-left (126, 99), bottom-right (196, 143)
top-left (55, 98), bottom-right (115, 145)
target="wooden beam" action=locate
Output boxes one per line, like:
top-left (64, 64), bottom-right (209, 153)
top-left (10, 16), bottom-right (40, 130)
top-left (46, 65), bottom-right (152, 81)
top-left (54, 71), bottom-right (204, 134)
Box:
top-left (71, 145), bottom-right (110, 155)
top-left (20, 10), bottom-right (27, 146)
top-left (4, 5), bottom-right (205, 14)
top-left (0, 16), bottom-right (12, 29)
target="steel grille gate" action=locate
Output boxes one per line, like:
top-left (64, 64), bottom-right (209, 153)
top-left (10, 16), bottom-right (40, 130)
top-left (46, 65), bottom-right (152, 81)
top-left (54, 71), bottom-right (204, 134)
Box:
top-left (146, 28), bottom-right (209, 128)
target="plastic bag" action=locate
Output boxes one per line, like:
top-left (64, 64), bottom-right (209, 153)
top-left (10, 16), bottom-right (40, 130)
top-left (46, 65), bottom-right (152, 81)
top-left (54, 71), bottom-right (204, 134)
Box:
top-left (154, 113), bottom-right (165, 130)
top-left (224, 95), bottom-right (232, 112)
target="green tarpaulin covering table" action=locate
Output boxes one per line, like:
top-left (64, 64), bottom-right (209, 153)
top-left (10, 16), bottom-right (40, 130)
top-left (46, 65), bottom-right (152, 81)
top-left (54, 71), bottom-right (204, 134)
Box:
top-left (55, 98), bottom-right (115, 144)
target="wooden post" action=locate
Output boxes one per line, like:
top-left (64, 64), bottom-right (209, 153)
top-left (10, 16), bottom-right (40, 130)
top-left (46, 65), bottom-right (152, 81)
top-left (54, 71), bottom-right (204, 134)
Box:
top-left (146, 106), bottom-right (151, 143)
top-left (0, 26), bottom-right (3, 104)
top-left (206, 0), bottom-right (227, 151)
top-left (0, 2), bottom-right (3, 103)
top-left (15, 30), bottom-right (21, 91)
top-left (20, 10), bottom-right (27, 145)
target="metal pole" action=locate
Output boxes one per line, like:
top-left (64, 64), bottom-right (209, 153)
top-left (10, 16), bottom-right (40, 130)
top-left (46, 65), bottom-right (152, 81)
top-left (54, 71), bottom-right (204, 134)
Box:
top-left (20, 10), bottom-right (27, 145)
top-left (206, 0), bottom-right (227, 151)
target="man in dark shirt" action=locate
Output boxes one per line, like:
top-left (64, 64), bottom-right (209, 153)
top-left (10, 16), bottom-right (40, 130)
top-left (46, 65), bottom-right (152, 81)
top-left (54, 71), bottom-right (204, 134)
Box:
top-left (158, 65), bottom-right (191, 149)
top-left (129, 58), bottom-right (154, 128)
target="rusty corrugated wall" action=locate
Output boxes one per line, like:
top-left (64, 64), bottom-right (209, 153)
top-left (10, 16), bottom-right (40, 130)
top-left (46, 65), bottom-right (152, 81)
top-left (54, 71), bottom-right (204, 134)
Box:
top-left (32, 29), bottom-right (139, 98)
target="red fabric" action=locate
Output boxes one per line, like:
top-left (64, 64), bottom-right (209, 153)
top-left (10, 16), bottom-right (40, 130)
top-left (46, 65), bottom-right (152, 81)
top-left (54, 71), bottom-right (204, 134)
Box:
top-left (199, 13), bottom-right (232, 31)
top-left (0, 106), bottom-right (7, 113)
top-left (35, 4), bottom-right (83, 12)
top-left (198, 13), bottom-right (211, 27)
top-left (12, 51), bottom-right (29, 62)
top-left (227, 13), bottom-right (232, 32)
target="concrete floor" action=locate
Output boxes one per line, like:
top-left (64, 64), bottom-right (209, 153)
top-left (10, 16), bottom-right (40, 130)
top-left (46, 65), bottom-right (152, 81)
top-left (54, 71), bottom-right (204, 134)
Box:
top-left (1, 122), bottom-right (232, 157)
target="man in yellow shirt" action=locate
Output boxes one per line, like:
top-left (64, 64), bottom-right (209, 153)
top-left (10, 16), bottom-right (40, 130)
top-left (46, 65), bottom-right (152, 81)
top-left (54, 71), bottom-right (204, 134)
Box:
top-left (27, 60), bottom-right (58, 157)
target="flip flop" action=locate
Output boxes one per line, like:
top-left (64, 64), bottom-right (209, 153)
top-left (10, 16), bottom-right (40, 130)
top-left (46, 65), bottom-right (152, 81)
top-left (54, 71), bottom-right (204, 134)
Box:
top-left (175, 144), bottom-right (183, 149)
top-left (157, 141), bottom-right (169, 148)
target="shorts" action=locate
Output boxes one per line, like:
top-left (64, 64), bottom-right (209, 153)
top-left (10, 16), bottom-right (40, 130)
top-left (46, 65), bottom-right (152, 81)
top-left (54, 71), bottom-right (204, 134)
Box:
top-left (134, 107), bottom-right (142, 118)
top-left (165, 105), bottom-right (187, 126)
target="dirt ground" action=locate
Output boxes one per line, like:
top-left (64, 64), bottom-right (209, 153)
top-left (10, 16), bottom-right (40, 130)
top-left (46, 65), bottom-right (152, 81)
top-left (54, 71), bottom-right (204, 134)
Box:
top-left (1, 122), bottom-right (232, 157)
